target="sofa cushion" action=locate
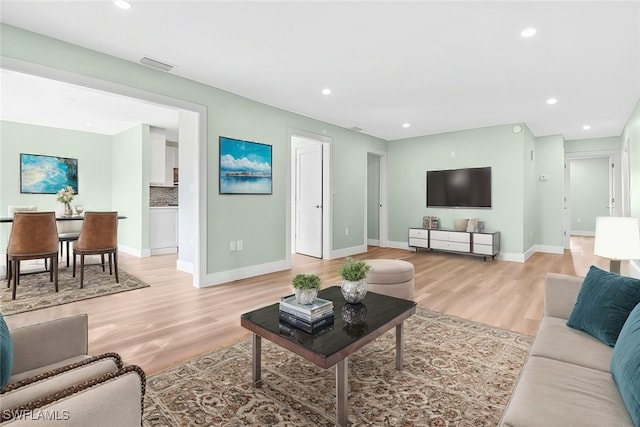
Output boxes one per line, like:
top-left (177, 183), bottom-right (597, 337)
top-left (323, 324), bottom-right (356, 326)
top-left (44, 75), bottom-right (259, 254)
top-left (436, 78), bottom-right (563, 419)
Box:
top-left (0, 313), bottom-right (13, 387)
top-left (611, 303), bottom-right (640, 427)
top-left (8, 355), bottom-right (90, 385)
top-left (531, 316), bottom-right (612, 372)
top-left (0, 355), bottom-right (121, 412)
top-left (566, 265), bottom-right (640, 346)
top-left (500, 356), bottom-right (634, 427)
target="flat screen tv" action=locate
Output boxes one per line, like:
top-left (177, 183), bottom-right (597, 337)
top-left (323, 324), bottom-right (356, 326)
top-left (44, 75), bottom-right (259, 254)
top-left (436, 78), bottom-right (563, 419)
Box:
top-left (426, 167), bottom-right (492, 208)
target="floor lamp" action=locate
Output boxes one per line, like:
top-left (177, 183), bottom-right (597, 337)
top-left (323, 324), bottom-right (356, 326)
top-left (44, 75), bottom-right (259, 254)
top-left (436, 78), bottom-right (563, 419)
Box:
top-left (593, 217), bottom-right (640, 275)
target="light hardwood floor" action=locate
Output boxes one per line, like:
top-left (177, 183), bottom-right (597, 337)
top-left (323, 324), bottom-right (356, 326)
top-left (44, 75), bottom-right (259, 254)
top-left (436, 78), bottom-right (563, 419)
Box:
top-left (5, 236), bottom-right (631, 375)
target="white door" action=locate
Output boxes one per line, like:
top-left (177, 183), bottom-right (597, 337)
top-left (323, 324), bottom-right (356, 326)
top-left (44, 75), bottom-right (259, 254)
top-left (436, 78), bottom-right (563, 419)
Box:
top-left (295, 144), bottom-right (323, 257)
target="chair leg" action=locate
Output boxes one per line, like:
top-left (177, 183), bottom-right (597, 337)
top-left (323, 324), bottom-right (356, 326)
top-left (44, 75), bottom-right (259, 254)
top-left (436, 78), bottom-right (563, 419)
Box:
top-left (73, 252), bottom-right (76, 277)
top-left (108, 253), bottom-right (113, 275)
top-left (49, 256), bottom-right (54, 282)
top-left (66, 241), bottom-right (71, 267)
top-left (80, 254), bottom-right (85, 288)
top-left (6, 255), bottom-right (11, 288)
top-left (12, 260), bottom-right (20, 300)
top-left (101, 254), bottom-right (105, 272)
top-left (53, 255), bottom-right (59, 293)
top-left (114, 251), bottom-right (119, 283)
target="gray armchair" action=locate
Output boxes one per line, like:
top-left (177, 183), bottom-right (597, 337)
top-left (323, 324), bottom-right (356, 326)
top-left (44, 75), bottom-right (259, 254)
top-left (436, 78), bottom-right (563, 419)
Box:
top-left (1, 314), bottom-right (145, 426)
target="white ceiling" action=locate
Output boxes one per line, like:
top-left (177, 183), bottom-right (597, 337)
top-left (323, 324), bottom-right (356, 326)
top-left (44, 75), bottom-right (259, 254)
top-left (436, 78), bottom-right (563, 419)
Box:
top-left (1, 1), bottom-right (639, 141)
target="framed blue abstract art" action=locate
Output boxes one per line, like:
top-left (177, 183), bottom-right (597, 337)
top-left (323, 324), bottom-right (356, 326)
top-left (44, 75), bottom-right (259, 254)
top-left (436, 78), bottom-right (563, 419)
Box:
top-left (20, 153), bottom-right (79, 194)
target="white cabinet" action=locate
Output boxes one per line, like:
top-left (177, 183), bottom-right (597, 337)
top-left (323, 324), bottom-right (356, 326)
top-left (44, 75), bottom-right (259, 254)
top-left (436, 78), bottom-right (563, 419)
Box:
top-left (165, 146), bottom-right (177, 185)
top-left (408, 228), bottom-right (500, 261)
top-left (149, 207), bottom-right (178, 255)
top-left (149, 132), bottom-right (167, 185)
top-left (408, 228), bottom-right (428, 249)
top-left (472, 232), bottom-right (500, 258)
top-left (430, 230), bottom-right (471, 253)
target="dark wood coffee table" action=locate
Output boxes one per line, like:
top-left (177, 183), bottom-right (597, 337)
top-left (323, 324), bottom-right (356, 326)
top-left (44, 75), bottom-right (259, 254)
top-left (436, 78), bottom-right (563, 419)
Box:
top-left (240, 286), bottom-right (416, 426)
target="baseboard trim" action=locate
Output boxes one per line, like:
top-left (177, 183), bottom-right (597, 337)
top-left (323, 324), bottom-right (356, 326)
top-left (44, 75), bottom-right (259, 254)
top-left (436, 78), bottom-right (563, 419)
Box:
top-left (118, 245), bottom-right (148, 258)
top-left (176, 259), bottom-right (193, 274)
top-left (150, 247), bottom-right (178, 256)
top-left (534, 244), bottom-right (565, 255)
top-left (331, 245), bottom-right (368, 259)
top-left (571, 231), bottom-right (595, 237)
top-left (199, 259), bottom-right (291, 288)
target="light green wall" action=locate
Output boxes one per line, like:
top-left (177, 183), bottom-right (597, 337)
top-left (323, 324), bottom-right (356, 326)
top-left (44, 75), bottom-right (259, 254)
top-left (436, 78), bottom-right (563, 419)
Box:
top-left (0, 120), bottom-right (112, 247)
top-left (535, 135), bottom-right (565, 247)
top-left (387, 124), bottom-right (526, 255)
top-left (565, 136), bottom-right (621, 152)
top-left (622, 99), bottom-right (640, 217)
top-left (0, 23), bottom-right (387, 276)
top-left (570, 157), bottom-right (610, 232)
top-left (112, 124), bottom-right (149, 252)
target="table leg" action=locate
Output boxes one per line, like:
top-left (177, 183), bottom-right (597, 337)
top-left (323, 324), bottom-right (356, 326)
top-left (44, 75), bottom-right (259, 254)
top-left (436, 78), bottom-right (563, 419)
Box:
top-left (336, 357), bottom-right (348, 427)
top-left (252, 333), bottom-right (262, 388)
top-left (396, 322), bottom-right (404, 371)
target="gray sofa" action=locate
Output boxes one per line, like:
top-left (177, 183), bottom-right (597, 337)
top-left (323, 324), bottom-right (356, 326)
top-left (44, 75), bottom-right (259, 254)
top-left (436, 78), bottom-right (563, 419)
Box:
top-left (1, 314), bottom-right (145, 426)
top-left (500, 273), bottom-right (634, 426)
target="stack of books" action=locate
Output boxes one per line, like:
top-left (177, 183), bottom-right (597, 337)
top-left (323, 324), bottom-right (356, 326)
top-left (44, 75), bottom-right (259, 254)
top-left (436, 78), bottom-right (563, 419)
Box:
top-left (279, 295), bottom-right (334, 334)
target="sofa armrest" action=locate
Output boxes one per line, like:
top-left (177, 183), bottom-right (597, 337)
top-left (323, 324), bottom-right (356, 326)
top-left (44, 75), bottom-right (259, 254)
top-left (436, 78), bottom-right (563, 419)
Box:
top-left (2, 365), bottom-right (146, 426)
top-left (544, 273), bottom-right (584, 320)
top-left (9, 314), bottom-right (88, 376)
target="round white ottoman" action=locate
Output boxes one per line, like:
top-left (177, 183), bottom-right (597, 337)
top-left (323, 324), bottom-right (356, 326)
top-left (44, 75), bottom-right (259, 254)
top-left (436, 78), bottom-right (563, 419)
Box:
top-left (364, 259), bottom-right (415, 300)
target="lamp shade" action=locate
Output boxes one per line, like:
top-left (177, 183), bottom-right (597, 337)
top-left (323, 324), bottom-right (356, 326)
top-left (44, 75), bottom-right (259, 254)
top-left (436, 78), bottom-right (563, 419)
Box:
top-left (594, 217), bottom-right (640, 260)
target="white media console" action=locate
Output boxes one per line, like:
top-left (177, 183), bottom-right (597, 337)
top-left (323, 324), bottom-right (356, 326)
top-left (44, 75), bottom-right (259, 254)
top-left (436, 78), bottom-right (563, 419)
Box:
top-left (408, 228), bottom-right (500, 261)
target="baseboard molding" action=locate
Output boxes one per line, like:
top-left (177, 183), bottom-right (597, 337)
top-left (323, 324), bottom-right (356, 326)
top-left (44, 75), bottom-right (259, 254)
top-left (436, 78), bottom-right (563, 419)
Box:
top-left (150, 247), bottom-right (178, 256)
top-left (534, 244), bottom-right (565, 255)
top-left (118, 245), bottom-right (148, 258)
top-left (497, 252), bottom-right (525, 263)
top-left (199, 259), bottom-right (291, 288)
top-left (331, 245), bottom-right (368, 259)
top-left (570, 230), bottom-right (595, 237)
top-left (176, 259), bottom-right (193, 274)
top-left (388, 240), bottom-right (413, 251)
top-left (367, 239), bottom-right (380, 246)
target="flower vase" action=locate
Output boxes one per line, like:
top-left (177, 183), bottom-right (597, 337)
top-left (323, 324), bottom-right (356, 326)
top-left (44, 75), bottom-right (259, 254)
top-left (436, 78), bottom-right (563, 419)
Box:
top-left (64, 203), bottom-right (73, 216)
top-left (341, 279), bottom-right (367, 303)
top-left (294, 288), bottom-right (318, 305)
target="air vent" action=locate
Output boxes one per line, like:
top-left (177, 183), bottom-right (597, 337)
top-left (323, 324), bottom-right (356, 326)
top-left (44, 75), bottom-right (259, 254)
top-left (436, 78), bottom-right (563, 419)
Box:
top-left (349, 127), bottom-right (363, 132)
top-left (140, 57), bottom-right (174, 72)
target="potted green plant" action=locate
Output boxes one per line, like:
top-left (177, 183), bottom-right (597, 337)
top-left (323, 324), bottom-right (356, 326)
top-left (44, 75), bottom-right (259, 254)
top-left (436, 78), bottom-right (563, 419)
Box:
top-left (291, 273), bottom-right (321, 305)
top-left (339, 257), bottom-right (371, 303)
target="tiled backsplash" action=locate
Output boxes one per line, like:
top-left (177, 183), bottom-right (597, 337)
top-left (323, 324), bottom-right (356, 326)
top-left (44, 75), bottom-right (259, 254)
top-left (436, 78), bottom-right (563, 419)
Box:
top-left (150, 186), bottom-right (178, 206)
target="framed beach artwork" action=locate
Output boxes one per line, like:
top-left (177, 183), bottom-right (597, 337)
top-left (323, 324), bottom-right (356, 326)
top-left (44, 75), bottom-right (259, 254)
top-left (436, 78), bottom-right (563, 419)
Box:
top-left (20, 153), bottom-right (79, 194)
top-left (219, 136), bottom-right (272, 195)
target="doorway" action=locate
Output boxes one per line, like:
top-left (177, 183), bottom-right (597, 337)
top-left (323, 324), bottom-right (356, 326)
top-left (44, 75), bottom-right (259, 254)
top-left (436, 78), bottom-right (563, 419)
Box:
top-left (1, 58), bottom-right (206, 286)
top-left (290, 132), bottom-right (332, 259)
top-left (366, 150), bottom-right (388, 248)
top-left (564, 150), bottom-right (621, 248)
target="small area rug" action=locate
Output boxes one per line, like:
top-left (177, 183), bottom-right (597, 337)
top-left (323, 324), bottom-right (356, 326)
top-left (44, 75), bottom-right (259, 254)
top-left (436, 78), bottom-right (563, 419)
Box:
top-left (1, 263), bottom-right (150, 315)
top-left (143, 308), bottom-right (533, 426)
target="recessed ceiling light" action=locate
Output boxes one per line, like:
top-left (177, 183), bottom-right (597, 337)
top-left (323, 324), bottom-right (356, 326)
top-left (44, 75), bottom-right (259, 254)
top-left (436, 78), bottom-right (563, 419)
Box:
top-left (583, 124), bottom-right (591, 130)
top-left (521, 28), bottom-right (536, 38)
top-left (546, 97), bottom-right (558, 105)
top-left (85, 123), bottom-right (92, 127)
top-left (322, 88), bottom-right (331, 95)
top-left (114, 0), bottom-right (132, 9)
top-left (402, 123), bottom-right (411, 128)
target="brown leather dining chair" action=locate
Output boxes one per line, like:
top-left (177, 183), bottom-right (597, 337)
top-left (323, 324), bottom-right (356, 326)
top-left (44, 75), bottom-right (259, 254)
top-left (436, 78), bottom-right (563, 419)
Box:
top-left (6, 211), bottom-right (59, 300)
top-left (72, 211), bottom-right (119, 288)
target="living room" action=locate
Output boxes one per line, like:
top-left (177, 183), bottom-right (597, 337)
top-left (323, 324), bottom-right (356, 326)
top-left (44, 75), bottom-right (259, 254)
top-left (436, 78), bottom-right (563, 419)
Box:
top-left (1, 1), bottom-right (640, 425)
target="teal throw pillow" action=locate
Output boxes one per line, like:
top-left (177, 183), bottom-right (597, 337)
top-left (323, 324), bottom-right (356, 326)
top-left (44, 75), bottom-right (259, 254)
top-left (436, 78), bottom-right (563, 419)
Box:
top-left (566, 265), bottom-right (640, 347)
top-left (0, 312), bottom-right (13, 387)
top-left (611, 303), bottom-right (640, 426)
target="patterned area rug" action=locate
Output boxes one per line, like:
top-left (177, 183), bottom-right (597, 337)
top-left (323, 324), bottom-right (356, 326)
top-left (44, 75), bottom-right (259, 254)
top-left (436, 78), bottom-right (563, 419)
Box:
top-left (143, 308), bottom-right (533, 426)
top-left (1, 262), bottom-right (150, 315)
